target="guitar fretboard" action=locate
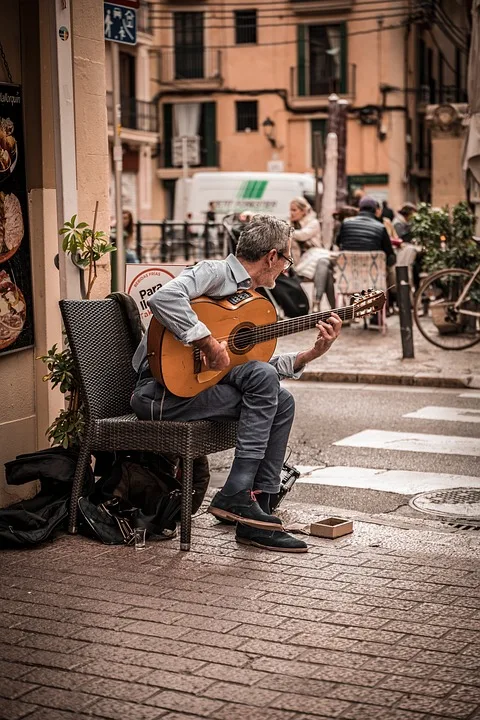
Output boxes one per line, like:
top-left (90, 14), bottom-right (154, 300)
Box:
top-left (253, 305), bottom-right (354, 344)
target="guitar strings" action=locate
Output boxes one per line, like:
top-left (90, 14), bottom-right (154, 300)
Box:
top-left (198, 304), bottom-right (359, 345)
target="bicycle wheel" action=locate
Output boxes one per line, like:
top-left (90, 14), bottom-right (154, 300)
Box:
top-left (413, 268), bottom-right (480, 350)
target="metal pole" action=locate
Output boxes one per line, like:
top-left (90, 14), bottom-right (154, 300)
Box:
top-left (336, 99), bottom-right (349, 206)
top-left (313, 131), bottom-right (323, 217)
top-left (182, 136), bottom-right (188, 220)
top-left (396, 265), bottom-right (415, 358)
top-left (112, 41), bottom-right (124, 291)
top-left (136, 220), bottom-right (142, 263)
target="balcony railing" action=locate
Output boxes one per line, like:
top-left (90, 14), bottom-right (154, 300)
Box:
top-left (417, 84), bottom-right (468, 105)
top-left (107, 92), bottom-right (158, 133)
top-left (158, 48), bottom-right (223, 84)
top-left (159, 140), bottom-right (220, 169)
top-left (290, 62), bottom-right (356, 98)
top-left (138, 1), bottom-right (153, 34)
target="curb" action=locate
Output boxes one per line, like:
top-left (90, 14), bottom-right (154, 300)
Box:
top-left (300, 369), bottom-right (473, 389)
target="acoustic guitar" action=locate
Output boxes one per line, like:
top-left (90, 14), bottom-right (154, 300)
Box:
top-left (147, 289), bottom-right (385, 398)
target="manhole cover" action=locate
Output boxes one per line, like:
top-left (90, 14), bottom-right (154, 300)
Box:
top-left (410, 487), bottom-right (480, 520)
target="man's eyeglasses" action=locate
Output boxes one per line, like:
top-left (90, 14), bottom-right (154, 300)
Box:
top-left (277, 250), bottom-right (294, 271)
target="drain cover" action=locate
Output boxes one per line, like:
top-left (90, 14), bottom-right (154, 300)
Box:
top-left (410, 487), bottom-right (480, 520)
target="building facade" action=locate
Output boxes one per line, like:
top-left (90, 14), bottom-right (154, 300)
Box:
top-left (146, 0), bottom-right (468, 217)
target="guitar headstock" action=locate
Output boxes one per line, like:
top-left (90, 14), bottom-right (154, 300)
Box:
top-left (351, 289), bottom-right (386, 318)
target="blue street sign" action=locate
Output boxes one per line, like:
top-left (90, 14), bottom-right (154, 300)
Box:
top-left (104, 3), bottom-right (137, 45)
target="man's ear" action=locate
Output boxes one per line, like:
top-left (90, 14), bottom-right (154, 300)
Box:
top-left (266, 249), bottom-right (277, 266)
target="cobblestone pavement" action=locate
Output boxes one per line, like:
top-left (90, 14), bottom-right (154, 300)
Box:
top-left (1, 503), bottom-right (480, 720)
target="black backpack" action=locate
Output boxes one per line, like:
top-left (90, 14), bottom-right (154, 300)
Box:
top-left (1, 447), bottom-right (93, 547)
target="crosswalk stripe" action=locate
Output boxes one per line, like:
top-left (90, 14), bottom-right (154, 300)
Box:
top-left (296, 466), bottom-right (480, 494)
top-left (403, 406), bottom-right (480, 423)
top-left (334, 429), bottom-right (480, 457)
top-left (459, 392), bottom-right (480, 399)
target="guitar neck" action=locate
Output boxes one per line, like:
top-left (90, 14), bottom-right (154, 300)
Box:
top-left (253, 305), bottom-right (354, 343)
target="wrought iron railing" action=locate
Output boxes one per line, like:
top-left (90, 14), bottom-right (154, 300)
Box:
top-left (417, 84), bottom-right (468, 105)
top-left (135, 221), bottom-right (231, 263)
top-left (158, 48), bottom-right (223, 83)
top-left (158, 140), bottom-right (220, 169)
top-left (107, 92), bottom-right (158, 133)
top-left (290, 62), bottom-right (356, 98)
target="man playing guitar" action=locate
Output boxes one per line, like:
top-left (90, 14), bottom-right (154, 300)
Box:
top-left (131, 214), bottom-right (342, 553)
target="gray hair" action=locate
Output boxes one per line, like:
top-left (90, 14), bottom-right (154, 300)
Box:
top-left (235, 214), bottom-right (292, 262)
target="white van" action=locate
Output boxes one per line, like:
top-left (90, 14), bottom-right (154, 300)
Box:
top-left (177, 171), bottom-right (320, 223)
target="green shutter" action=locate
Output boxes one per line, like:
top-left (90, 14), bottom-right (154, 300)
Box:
top-left (340, 22), bottom-right (347, 94)
top-left (297, 24), bottom-right (306, 97)
top-left (163, 103), bottom-right (173, 168)
top-left (203, 102), bottom-right (217, 166)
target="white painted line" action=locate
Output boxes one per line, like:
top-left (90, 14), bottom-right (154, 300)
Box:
top-left (334, 429), bottom-right (480, 457)
top-left (403, 406), bottom-right (480, 423)
top-left (459, 392), bottom-right (480, 399)
top-left (296, 466), bottom-right (480, 494)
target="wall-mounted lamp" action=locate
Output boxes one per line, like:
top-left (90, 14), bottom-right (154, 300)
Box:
top-left (262, 116), bottom-right (277, 148)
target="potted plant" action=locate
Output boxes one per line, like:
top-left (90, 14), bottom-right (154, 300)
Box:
top-left (411, 202), bottom-right (480, 333)
top-left (411, 201), bottom-right (480, 274)
top-left (38, 208), bottom-right (115, 449)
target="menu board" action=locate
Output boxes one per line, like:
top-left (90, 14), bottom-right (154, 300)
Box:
top-left (0, 83), bottom-right (33, 356)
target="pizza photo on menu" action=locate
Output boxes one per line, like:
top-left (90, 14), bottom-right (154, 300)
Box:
top-left (0, 269), bottom-right (26, 350)
top-left (0, 116), bottom-right (17, 182)
top-left (0, 191), bottom-right (24, 263)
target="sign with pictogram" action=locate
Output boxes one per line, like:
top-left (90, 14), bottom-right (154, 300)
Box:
top-left (104, 2), bottom-right (137, 45)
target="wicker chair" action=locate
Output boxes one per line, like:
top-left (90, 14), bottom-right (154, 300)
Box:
top-left (59, 299), bottom-right (238, 551)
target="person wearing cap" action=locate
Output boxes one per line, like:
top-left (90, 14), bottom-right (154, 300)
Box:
top-left (336, 195), bottom-right (396, 301)
top-left (337, 195), bottom-right (396, 268)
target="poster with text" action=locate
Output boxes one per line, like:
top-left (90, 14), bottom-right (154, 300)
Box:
top-left (126, 264), bottom-right (186, 325)
top-left (0, 84), bottom-right (34, 356)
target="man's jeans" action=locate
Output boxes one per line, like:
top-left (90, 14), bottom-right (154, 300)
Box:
top-left (131, 360), bottom-right (295, 494)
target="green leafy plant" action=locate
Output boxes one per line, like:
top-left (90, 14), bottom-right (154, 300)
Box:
top-left (38, 341), bottom-right (84, 449)
top-left (411, 201), bottom-right (480, 274)
top-left (60, 214), bottom-right (115, 300)
top-left (39, 208), bottom-right (115, 450)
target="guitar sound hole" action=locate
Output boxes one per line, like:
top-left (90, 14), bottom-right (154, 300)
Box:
top-left (231, 326), bottom-right (254, 353)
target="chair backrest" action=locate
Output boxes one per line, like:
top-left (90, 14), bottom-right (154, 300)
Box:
top-left (334, 251), bottom-right (387, 295)
top-left (60, 299), bottom-right (139, 420)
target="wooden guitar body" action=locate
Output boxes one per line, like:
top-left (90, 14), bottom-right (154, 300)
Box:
top-left (147, 290), bottom-right (277, 398)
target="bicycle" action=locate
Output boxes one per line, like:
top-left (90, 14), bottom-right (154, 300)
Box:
top-left (413, 252), bottom-right (480, 350)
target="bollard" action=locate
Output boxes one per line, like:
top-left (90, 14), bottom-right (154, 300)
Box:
top-left (136, 221), bottom-right (142, 263)
top-left (396, 265), bottom-right (414, 358)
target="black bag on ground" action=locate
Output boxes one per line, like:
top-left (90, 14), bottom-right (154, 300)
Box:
top-left (78, 452), bottom-right (210, 545)
top-left (258, 271), bottom-right (309, 318)
top-left (1, 447), bottom-right (93, 548)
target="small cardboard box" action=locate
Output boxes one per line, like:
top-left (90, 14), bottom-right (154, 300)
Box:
top-left (310, 517), bottom-right (353, 539)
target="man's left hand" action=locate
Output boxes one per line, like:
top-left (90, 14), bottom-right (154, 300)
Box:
top-left (294, 312), bottom-right (342, 370)
top-left (310, 312), bottom-right (342, 359)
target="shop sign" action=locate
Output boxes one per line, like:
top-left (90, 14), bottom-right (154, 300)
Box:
top-left (0, 84), bottom-right (34, 356)
top-left (126, 264), bottom-right (186, 325)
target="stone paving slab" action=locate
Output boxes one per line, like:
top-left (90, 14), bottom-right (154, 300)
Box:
top-left (1, 502), bottom-right (480, 720)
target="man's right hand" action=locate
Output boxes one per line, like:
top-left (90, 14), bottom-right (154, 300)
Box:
top-left (195, 336), bottom-right (230, 371)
